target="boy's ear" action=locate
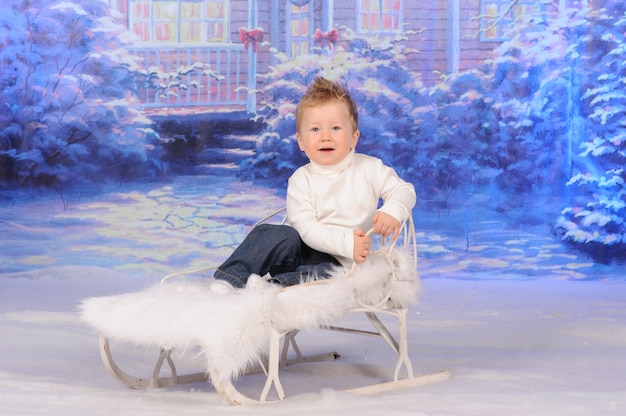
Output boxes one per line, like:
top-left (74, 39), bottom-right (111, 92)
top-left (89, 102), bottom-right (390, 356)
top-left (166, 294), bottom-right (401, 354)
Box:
top-left (296, 132), bottom-right (305, 151)
top-left (352, 130), bottom-right (360, 149)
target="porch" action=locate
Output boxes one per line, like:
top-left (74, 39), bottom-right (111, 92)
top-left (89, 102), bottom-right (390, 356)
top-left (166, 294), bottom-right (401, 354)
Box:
top-left (129, 43), bottom-right (257, 112)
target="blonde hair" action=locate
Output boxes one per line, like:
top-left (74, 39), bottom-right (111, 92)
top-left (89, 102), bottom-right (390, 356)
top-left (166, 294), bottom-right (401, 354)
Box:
top-left (295, 77), bottom-right (358, 132)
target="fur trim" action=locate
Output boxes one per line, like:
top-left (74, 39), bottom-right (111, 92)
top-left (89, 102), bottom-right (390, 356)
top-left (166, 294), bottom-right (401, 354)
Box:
top-left (79, 249), bottom-right (419, 384)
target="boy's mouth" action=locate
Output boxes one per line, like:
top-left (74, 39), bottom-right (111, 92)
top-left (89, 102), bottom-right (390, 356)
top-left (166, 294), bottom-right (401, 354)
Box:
top-left (319, 147), bottom-right (334, 152)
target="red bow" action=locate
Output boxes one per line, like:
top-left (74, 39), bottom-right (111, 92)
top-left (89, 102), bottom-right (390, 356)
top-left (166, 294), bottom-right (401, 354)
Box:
top-left (314, 29), bottom-right (338, 49)
top-left (239, 28), bottom-right (264, 52)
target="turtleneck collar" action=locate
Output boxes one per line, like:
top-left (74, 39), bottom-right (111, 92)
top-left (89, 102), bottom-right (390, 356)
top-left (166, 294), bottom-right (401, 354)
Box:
top-left (308, 149), bottom-right (355, 175)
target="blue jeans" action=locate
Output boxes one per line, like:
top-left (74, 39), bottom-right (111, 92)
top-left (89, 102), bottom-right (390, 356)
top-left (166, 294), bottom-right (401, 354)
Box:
top-left (213, 224), bottom-right (341, 288)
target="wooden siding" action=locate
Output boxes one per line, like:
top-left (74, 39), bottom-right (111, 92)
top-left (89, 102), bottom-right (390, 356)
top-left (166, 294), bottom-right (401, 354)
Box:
top-left (407, 2), bottom-right (449, 85)
top-left (459, 0), bottom-right (499, 73)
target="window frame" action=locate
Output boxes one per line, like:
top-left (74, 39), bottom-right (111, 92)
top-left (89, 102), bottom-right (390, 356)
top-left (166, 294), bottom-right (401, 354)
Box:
top-left (285, 0), bottom-right (314, 57)
top-left (128, 0), bottom-right (230, 45)
top-left (479, 0), bottom-right (544, 42)
top-left (356, 0), bottom-right (404, 34)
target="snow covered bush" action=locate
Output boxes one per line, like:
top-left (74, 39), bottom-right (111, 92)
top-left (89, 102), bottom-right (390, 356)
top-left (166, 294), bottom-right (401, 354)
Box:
top-left (0, 0), bottom-right (166, 189)
top-left (426, 69), bottom-right (498, 209)
top-left (239, 27), bottom-right (436, 193)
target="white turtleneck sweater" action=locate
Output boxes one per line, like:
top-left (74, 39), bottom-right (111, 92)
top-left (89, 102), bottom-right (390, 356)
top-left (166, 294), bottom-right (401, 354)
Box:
top-left (286, 151), bottom-right (416, 266)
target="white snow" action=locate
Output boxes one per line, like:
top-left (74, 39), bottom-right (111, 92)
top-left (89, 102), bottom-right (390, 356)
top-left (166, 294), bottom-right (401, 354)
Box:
top-left (1, 265), bottom-right (625, 415)
top-left (1, 178), bottom-right (625, 414)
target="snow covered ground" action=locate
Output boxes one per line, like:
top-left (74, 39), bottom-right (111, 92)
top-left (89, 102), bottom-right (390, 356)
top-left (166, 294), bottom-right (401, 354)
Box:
top-left (1, 178), bottom-right (625, 414)
top-left (1, 265), bottom-right (625, 416)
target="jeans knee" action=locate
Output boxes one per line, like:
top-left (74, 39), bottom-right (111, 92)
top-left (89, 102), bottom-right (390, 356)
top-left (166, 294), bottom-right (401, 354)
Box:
top-left (282, 225), bottom-right (301, 244)
top-left (253, 224), bottom-right (300, 245)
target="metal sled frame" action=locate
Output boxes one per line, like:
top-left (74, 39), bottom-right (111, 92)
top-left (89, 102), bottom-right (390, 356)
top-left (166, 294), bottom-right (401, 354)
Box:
top-left (98, 209), bottom-right (451, 404)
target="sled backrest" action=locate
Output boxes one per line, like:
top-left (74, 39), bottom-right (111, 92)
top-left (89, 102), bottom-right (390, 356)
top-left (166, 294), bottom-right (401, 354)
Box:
top-left (160, 207), bottom-right (417, 289)
top-left (255, 206), bottom-right (417, 262)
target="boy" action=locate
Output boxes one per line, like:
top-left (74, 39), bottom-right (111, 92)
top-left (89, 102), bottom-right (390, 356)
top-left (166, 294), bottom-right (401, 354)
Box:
top-left (213, 77), bottom-right (416, 288)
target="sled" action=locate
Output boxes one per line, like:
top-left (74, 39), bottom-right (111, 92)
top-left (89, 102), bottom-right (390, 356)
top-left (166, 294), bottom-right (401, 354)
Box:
top-left (82, 208), bottom-right (451, 404)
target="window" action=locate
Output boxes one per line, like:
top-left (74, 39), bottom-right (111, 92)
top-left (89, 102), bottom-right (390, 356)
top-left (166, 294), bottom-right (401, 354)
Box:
top-left (129, 0), bottom-right (229, 44)
top-left (286, 1), bottom-right (311, 57)
top-left (358, 0), bottom-right (403, 33)
top-left (480, 0), bottom-right (542, 42)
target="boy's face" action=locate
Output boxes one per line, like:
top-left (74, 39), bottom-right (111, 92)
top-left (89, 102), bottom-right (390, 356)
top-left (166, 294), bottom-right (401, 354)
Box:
top-left (296, 100), bottom-right (359, 166)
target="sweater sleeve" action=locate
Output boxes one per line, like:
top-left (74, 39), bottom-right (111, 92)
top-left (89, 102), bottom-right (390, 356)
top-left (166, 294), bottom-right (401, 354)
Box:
top-left (374, 160), bottom-right (417, 224)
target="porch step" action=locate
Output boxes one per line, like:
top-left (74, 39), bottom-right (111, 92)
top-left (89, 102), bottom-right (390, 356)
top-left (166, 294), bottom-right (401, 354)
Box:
top-left (211, 134), bottom-right (257, 150)
top-left (192, 134), bottom-right (257, 174)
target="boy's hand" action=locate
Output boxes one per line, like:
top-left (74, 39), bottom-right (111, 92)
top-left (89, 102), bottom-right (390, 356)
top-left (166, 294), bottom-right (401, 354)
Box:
top-left (353, 229), bottom-right (371, 263)
top-left (372, 211), bottom-right (401, 240)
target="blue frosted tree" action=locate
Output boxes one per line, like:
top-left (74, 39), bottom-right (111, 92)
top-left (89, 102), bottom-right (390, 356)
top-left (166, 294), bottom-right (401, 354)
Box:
top-left (554, 1), bottom-right (626, 263)
top-left (0, 0), bottom-right (165, 189)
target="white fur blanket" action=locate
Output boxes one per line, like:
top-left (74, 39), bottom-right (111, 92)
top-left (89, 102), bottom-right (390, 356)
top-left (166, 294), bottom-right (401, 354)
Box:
top-left (79, 249), bottom-right (419, 384)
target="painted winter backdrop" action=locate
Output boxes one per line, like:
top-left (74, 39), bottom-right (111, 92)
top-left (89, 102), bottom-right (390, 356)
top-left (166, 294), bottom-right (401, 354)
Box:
top-left (0, 0), bottom-right (625, 414)
top-left (1, 0), bottom-right (625, 274)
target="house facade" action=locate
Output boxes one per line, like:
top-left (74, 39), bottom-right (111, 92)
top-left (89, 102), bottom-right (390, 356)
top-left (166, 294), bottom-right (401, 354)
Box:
top-left (108, 0), bottom-right (585, 112)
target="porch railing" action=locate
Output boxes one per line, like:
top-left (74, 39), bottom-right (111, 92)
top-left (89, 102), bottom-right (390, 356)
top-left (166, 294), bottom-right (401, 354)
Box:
top-left (128, 43), bottom-right (255, 112)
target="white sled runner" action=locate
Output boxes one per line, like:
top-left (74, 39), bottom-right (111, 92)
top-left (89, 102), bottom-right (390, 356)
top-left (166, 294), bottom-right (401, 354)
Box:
top-left (80, 209), bottom-right (450, 404)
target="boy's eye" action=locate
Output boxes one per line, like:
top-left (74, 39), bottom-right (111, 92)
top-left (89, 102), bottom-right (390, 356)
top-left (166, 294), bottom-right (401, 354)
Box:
top-left (311, 127), bottom-right (320, 132)
top-left (332, 126), bottom-right (341, 131)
